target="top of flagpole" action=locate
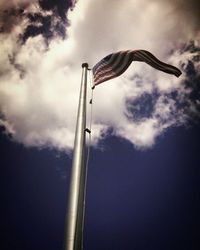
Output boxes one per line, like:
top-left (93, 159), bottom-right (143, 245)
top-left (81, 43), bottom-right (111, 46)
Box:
top-left (82, 63), bottom-right (89, 68)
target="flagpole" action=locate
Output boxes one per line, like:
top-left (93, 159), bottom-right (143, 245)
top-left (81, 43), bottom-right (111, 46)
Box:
top-left (64, 63), bottom-right (89, 250)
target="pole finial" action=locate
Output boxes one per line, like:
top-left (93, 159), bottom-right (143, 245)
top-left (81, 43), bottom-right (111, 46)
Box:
top-left (82, 63), bottom-right (89, 68)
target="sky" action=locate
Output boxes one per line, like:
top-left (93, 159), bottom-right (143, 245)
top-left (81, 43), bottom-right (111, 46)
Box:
top-left (0, 0), bottom-right (200, 249)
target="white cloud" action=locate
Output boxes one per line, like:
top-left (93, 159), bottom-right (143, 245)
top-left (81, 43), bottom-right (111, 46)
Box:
top-left (116, 118), bottom-right (162, 149)
top-left (0, 0), bottom-right (199, 151)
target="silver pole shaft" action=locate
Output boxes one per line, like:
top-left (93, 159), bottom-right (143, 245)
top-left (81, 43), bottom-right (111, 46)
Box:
top-left (64, 63), bottom-right (88, 250)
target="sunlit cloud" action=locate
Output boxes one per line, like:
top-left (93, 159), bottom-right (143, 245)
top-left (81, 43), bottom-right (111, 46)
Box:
top-left (0, 0), bottom-right (199, 151)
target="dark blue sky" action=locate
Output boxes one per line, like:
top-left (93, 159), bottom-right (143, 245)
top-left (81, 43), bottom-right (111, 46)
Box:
top-left (1, 122), bottom-right (200, 250)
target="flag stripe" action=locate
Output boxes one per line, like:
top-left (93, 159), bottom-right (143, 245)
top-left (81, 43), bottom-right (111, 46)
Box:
top-left (94, 51), bottom-right (130, 81)
top-left (92, 49), bottom-right (182, 86)
top-left (94, 51), bottom-right (133, 84)
top-left (133, 50), bottom-right (181, 76)
top-left (94, 51), bottom-right (127, 78)
top-left (93, 53), bottom-right (118, 76)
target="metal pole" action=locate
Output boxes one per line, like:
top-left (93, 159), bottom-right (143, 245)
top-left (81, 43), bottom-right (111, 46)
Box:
top-left (64, 63), bottom-right (88, 250)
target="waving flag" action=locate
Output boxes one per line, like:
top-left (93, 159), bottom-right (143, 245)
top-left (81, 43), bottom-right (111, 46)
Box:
top-left (92, 50), bottom-right (182, 86)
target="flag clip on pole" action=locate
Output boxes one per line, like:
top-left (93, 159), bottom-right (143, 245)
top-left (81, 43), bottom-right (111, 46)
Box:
top-left (64, 63), bottom-right (89, 250)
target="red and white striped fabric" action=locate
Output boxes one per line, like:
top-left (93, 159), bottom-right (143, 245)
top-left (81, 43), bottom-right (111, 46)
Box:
top-left (92, 50), bottom-right (182, 86)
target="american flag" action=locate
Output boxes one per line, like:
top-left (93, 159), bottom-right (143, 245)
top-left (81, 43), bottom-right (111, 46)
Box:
top-left (92, 50), bottom-right (182, 86)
